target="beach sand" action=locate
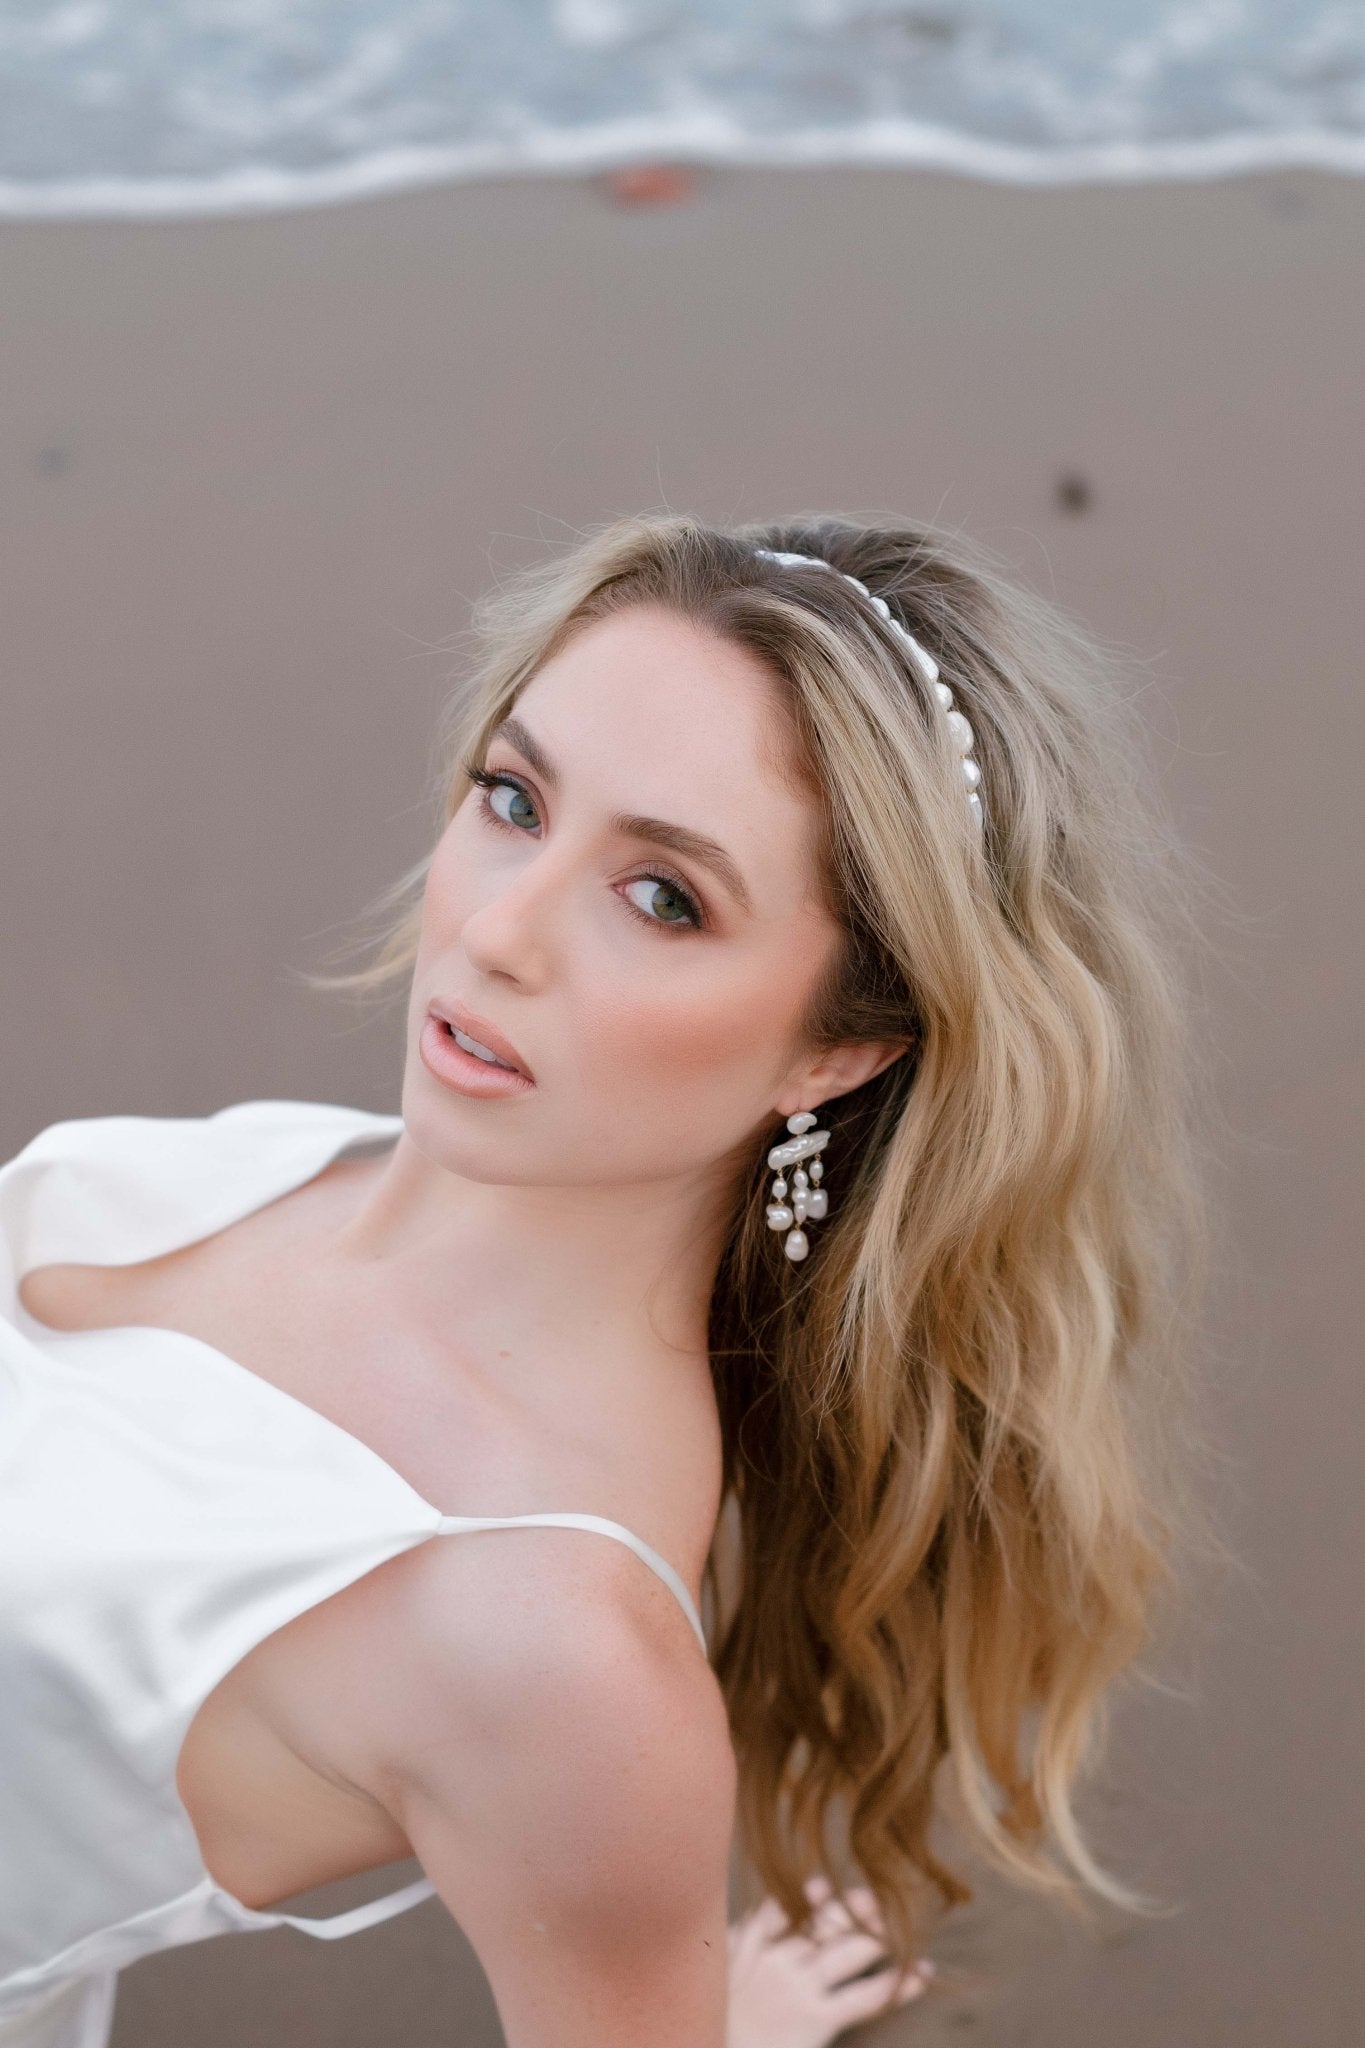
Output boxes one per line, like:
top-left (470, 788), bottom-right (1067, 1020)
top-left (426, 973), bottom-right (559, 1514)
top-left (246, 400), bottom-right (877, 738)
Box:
top-left (0, 164), bottom-right (1360, 2048)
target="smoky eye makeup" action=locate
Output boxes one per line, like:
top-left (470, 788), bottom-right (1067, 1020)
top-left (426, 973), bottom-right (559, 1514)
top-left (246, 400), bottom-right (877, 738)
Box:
top-left (460, 758), bottom-right (708, 934)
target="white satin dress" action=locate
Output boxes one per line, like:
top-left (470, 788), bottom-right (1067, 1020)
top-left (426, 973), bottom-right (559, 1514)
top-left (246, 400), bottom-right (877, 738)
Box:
top-left (0, 1098), bottom-right (707, 2047)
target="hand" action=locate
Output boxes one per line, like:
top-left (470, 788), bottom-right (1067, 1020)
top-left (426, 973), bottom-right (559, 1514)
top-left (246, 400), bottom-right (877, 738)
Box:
top-left (726, 1875), bottom-right (934, 2048)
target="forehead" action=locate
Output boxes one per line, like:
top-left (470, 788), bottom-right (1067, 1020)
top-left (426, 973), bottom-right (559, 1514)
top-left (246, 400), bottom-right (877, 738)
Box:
top-left (524, 604), bottom-right (777, 741)
top-left (509, 604), bottom-right (825, 909)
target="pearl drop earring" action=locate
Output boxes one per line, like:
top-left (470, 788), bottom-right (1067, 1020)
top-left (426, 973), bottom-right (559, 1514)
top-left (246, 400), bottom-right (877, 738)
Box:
top-left (766, 1110), bottom-right (831, 1264)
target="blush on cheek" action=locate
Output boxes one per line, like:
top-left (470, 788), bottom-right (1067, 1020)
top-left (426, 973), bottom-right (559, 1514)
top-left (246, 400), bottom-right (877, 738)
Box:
top-left (579, 966), bottom-right (814, 1138)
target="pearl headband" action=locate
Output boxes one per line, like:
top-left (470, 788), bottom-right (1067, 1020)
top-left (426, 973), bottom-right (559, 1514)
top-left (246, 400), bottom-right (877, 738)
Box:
top-left (754, 548), bottom-right (985, 831)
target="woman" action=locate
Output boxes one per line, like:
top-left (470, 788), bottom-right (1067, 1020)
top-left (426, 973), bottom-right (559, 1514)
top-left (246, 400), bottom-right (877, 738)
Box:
top-left (0, 513), bottom-right (1205, 2047)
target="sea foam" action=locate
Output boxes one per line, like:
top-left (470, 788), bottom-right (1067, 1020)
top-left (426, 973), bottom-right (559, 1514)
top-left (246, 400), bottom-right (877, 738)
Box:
top-left (0, 0), bottom-right (1361, 219)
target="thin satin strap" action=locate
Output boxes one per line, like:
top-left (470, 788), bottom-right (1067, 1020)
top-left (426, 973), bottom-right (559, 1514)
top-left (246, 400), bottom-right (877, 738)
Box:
top-left (433, 1511), bottom-right (709, 1656)
top-left (270, 1874), bottom-right (438, 1938)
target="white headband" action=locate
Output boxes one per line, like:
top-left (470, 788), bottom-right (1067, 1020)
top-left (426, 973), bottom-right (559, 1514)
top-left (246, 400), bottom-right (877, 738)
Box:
top-left (754, 548), bottom-right (985, 831)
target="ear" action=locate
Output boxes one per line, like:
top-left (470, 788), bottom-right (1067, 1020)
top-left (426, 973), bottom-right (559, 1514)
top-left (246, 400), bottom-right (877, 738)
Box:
top-left (777, 1037), bottom-right (911, 1119)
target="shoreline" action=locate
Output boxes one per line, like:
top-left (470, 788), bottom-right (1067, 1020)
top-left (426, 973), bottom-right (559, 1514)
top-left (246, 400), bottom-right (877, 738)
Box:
top-left (2, 123), bottom-right (1363, 223)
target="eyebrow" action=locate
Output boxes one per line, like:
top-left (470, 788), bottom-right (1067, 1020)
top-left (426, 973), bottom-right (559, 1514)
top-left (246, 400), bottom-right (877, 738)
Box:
top-left (487, 714), bottom-right (754, 914)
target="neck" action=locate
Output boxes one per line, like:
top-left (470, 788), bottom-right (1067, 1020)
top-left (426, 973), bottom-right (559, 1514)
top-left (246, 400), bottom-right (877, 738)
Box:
top-left (330, 1131), bottom-right (735, 1383)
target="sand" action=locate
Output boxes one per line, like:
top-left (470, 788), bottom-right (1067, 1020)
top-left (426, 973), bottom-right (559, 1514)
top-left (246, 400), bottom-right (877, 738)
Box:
top-left (0, 163), bottom-right (1360, 2048)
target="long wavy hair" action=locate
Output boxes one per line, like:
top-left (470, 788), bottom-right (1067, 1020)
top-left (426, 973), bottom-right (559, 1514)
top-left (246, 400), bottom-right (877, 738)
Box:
top-left (307, 511), bottom-right (1210, 1969)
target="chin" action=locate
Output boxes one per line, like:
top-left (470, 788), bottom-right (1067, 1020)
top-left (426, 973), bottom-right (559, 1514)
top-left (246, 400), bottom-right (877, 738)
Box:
top-left (398, 1069), bottom-right (544, 1182)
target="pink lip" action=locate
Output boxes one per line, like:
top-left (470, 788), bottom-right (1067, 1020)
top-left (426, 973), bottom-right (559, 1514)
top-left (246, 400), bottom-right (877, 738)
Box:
top-left (420, 1014), bottom-right (535, 1100)
top-left (427, 998), bottom-right (533, 1081)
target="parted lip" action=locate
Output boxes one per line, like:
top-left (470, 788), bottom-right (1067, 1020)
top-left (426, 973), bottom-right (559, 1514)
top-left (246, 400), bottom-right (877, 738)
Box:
top-left (428, 998), bottom-right (534, 1080)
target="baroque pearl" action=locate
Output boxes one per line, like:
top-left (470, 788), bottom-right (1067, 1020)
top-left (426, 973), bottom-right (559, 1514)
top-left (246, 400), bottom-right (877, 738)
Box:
top-left (804, 1187), bottom-right (828, 1221)
top-left (908, 638), bottom-right (941, 688)
top-left (767, 1203), bottom-right (794, 1231)
top-left (767, 1130), bottom-right (830, 1171)
top-left (771, 1177), bottom-right (788, 1199)
top-left (784, 1229), bottom-right (809, 1262)
top-left (793, 1195), bottom-right (808, 1224)
top-left (786, 1110), bottom-right (818, 1135)
top-left (792, 1167), bottom-right (809, 1191)
top-left (809, 1158), bottom-right (823, 1183)
top-left (945, 708), bottom-right (975, 755)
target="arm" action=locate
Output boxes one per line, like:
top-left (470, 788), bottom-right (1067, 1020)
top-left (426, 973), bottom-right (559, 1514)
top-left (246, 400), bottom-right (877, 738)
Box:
top-left (381, 1544), bottom-right (736, 2048)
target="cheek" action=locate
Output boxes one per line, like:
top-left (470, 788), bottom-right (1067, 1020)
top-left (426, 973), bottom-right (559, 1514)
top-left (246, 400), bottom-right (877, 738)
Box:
top-left (571, 937), bottom-right (824, 1114)
top-left (416, 811), bottom-right (485, 955)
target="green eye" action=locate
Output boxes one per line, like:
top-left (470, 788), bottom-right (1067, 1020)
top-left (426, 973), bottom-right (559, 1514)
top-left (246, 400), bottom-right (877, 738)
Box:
top-left (622, 875), bottom-right (703, 929)
top-left (488, 779), bottom-right (538, 831)
top-left (464, 760), bottom-right (704, 934)
top-left (467, 767), bottom-right (540, 832)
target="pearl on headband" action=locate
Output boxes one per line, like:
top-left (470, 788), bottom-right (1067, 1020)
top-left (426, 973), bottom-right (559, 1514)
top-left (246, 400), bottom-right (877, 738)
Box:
top-left (753, 548), bottom-right (986, 831)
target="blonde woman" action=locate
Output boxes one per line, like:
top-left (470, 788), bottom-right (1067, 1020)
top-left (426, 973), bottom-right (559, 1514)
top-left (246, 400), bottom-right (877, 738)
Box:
top-left (0, 514), bottom-right (1204, 2048)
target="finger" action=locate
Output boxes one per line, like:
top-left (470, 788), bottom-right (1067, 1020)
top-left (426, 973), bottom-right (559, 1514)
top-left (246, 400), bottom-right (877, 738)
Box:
top-left (804, 1873), bottom-right (876, 1905)
top-left (798, 1930), bottom-right (893, 1987)
top-left (744, 1879), bottom-right (884, 1954)
top-left (754, 1879), bottom-right (862, 1946)
top-left (802, 1872), bottom-right (877, 1913)
top-left (730, 1894), bottom-right (795, 1956)
top-left (806, 1891), bottom-right (884, 1943)
top-left (827, 1961), bottom-right (930, 2026)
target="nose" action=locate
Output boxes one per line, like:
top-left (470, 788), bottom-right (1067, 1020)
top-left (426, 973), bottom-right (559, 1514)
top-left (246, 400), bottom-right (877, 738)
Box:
top-left (457, 833), bottom-right (568, 987)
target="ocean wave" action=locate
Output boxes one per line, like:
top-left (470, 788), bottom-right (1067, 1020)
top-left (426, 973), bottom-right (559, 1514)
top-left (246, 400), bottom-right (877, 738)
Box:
top-left (1, 0), bottom-right (1362, 219)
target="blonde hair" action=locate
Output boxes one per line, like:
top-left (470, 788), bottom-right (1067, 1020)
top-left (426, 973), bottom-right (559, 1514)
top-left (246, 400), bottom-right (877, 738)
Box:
top-left (308, 511), bottom-right (1210, 1968)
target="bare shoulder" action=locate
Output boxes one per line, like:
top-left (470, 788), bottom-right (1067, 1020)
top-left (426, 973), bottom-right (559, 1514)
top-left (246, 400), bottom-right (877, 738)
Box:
top-left (373, 1523), bottom-right (734, 1940)
top-left (19, 1260), bottom-right (123, 1331)
top-left (379, 1519), bottom-right (732, 1833)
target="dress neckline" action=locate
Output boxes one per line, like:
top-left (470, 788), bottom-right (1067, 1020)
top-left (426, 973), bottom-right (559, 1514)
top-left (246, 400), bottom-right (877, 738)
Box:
top-left (8, 1100), bottom-right (703, 1618)
top-left (11, 1101), bottom-right (445, 1510)
top-left (2, 1098), bottom-right (707, 1938)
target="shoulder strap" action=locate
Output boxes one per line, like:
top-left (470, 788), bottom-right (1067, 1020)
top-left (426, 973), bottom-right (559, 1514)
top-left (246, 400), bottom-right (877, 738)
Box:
top-left (434, 1511), bottom-right (708, 1655)
top-left (268, 1873), bottom-right (437, 1939)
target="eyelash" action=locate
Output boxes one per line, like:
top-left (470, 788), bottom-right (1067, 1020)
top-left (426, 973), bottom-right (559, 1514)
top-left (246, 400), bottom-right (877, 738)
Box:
top-left (461, 761), bottom-right (707, 934)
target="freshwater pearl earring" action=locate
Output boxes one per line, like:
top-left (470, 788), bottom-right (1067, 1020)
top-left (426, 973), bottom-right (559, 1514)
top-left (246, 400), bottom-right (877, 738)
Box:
top-left (766, 1110), bottom-right (831, 1264)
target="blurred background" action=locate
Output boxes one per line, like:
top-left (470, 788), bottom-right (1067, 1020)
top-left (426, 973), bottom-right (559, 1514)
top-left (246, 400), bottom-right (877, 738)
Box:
top-left (1, 6), bottom-right (1361, 2045)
